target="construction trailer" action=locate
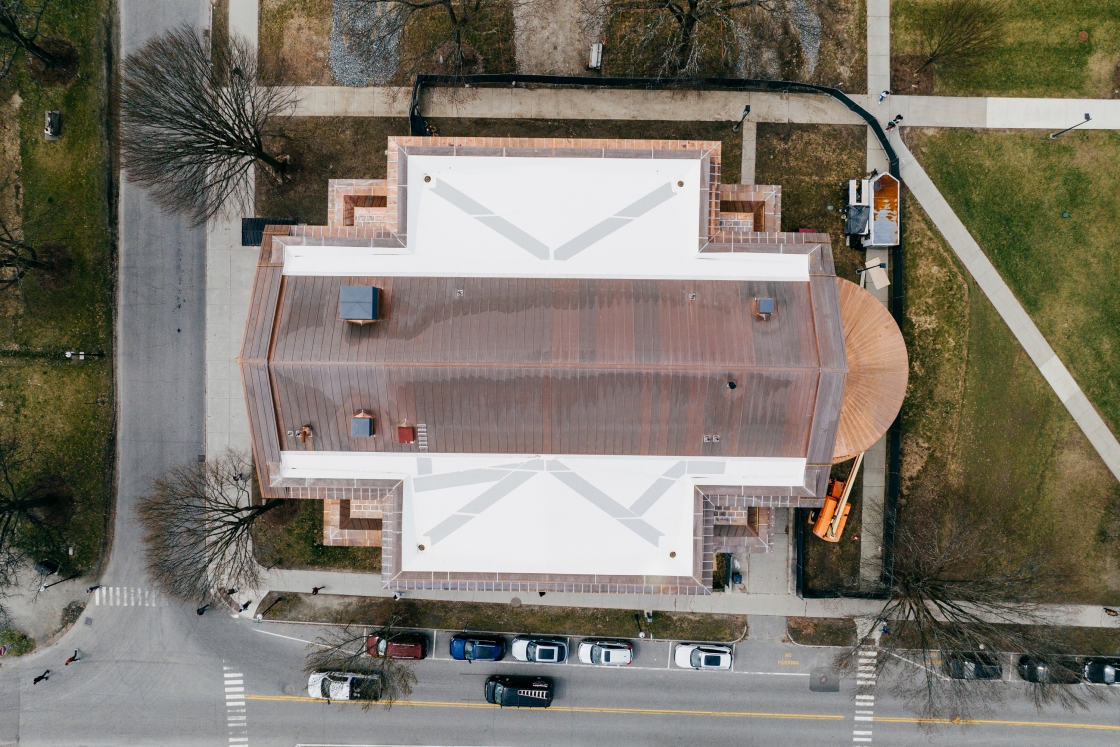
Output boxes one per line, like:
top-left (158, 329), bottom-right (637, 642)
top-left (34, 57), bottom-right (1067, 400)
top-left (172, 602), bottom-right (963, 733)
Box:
top-left (845, 173), bottom-right (899, 247)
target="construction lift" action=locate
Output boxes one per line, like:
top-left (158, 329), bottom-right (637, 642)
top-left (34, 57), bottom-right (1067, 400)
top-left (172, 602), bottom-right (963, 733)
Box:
top-left (811, 451), bottom-right (865, 543)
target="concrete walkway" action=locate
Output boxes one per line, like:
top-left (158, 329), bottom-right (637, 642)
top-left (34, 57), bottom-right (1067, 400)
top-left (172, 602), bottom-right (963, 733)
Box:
top-left (893, 138), bottom-right (1120, 483)
top-left (241, 567), bottom-right (1120, 628)
top-left (290, 85), bottom-right (868, 124)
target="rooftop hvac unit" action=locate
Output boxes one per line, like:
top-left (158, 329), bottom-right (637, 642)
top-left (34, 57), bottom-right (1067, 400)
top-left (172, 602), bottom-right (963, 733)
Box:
top-left (340, 285), bottom-right (381, 324)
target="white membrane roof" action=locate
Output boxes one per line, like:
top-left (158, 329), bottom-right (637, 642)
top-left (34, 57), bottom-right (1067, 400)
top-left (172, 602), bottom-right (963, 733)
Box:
top-left (280, 452), bottom-right (806, 576)
top-left (282, 155), bottom-right (810, 281)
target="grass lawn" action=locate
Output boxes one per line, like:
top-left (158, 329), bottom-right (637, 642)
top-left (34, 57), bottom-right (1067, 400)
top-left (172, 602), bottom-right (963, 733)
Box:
top-left (892, 0), bottom-right (1120, 97)
top-left (0, 1), bottom-right (113, 584)
top-left (258, 117), bottom-right (745, 223)
top-left (755, 123), bottom-right (867, 281)
top-left (261, 592), bottom-right (749, 641)
top-left (253, 499), bottom-right (381, 573)
top-left (601, 0), bottom-right (866, 91)
top-left (787, 616), bottom-right (857, 647)
top-left (897, 182), bottom-right (1120, 604)
top-left (259, 0), bottom-right (333, 85)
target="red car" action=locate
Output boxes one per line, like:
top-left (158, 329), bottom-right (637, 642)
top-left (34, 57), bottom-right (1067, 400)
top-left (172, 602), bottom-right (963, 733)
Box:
top-left (366, 633), bottom-right (428, 659)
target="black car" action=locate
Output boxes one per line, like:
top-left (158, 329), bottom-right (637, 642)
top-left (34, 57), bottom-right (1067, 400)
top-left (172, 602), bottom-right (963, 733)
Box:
top-left (1083, 658), bottom-right (1120, 685)
top-left (944, 651), bottom-right (1002, 680)
top-left (1017, 655), bottom-right (1083, 684)
top-left (484, 675), bottom-right (553, 708)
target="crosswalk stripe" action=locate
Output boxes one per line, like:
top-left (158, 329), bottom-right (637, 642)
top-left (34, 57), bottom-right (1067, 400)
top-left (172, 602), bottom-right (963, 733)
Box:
top-left (90, 586), bottom-right (165, 607)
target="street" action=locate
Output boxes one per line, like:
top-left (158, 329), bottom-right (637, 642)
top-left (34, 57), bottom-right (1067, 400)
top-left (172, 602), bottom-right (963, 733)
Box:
top-left (4, 601), bottom-right (1118, 746)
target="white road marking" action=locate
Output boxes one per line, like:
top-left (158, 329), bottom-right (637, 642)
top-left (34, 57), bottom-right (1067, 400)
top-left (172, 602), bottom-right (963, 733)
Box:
top-left (224, 666), bottom-right (251, 746)
top-left (853, 648), bottom-right (878, 744)
top-left (93, 586), bottom-right (167, 607)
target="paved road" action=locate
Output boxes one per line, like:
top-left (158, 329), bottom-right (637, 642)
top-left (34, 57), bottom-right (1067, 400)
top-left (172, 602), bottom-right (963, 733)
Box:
top-left (11, 611), bottom-right (1116, 747)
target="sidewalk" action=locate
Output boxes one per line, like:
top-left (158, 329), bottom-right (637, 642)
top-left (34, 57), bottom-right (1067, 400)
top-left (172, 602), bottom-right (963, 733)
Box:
top-left (290, 85), bottom-right (869, 125)
top-left (893, 137), bottom-right (1120, 483)
top-left (244, 567), bottom-right (1120, 628)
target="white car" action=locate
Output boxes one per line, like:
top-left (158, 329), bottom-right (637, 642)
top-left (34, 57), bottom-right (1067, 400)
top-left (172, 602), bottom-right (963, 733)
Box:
top-left (307, 671), bottom-right (382, 701)
top-left (674, 644), bottom-right (733, 670)
top-left (511, 637), bottom-right (568, 664)
top-left (577, 640), bottom-right (634, 666)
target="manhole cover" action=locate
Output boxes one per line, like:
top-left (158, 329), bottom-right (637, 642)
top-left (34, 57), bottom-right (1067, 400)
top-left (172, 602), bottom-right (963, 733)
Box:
top-left (282, 683), bottom-right (296, 695)
top-left (809, 668), bottom-right (840, 692)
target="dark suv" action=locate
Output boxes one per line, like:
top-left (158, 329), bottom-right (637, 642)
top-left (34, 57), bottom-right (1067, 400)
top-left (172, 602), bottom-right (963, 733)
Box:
top-left (484, 675), bottom-right (553, 708)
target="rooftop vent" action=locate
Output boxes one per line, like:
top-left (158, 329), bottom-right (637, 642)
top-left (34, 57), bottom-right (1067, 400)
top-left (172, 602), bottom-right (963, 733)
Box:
top-left (756, 298), bottom-right (775, 320)
top-left (351, 410), bottom-right (375, 438)
top-left (340, 285), bottom-right (381, 324)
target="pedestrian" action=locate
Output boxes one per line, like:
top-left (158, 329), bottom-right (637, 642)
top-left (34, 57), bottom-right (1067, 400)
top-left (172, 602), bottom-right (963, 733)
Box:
top-left (893, 114), bottom-right (904, 123)
top-left (311, 586), bottom-right (324, 595)
top-left (879, 89), bottom-right (891, 103)
top-left (196, 604), bottom-right (209, 616)
top-left (64, 650), bottom-right (80, 665)
top-left (226, 587), bottom-right (238, 596)
top-left (885, 122), bottom-right (897, 132)
top-left (392, 592), bottom-right (403, 601)
top-left (85, 585), bottom-right (101, 594)
top-left (239, 601), bottom-right (251, 612)
top-left (33, 670), bottom-right (49, 684)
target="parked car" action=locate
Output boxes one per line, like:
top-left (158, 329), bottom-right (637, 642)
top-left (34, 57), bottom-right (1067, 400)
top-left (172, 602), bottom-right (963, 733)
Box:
top-left (1017, 655), bottom-right (1083, 684)
top-left (449, 634), bottom-right (505, 662)
top-left (366, 632), bottom-right (427, 660)
top-left (943, 651), bottom-right (1002, 680)
top-left (674, 643), bottom-right (732, 670)
top-left (577, 639), bottom-right (634, 666)
top-left (511, 637), bottom-right (567, 664)
top-left (307, 672), bottom-right (382, 701)
top-left (1083, 658), bottom-right (1120, 685)
top-left (484, 675), bottom-right (553, 708)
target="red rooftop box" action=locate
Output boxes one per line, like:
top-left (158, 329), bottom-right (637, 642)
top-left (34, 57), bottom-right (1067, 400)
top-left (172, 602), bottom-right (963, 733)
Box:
top-left (397, 425), bottom-right (416, 444)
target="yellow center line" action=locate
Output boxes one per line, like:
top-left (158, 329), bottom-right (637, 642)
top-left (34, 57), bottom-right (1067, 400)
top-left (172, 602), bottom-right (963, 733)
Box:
top-left (244, 695), bottom-right (842, 720)
top-left (874, 716), bottom-right (1120, 731)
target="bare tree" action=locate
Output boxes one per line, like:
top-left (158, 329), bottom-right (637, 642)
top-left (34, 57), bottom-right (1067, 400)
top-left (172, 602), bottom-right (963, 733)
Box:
top-left (0, 0), bottom-right (66, 76)
top-left (582, 0), bottom-right (780, 78)
top-left (0, 437), bottom-right (70, 591)
top-left (120, 25), bottom-right (298, 225)
top-left (835, 513), bottom-right (1106, 721)
top-left (333, 0), bottom-right (519, 82)
top-left (914, 0), bottom-right (1003, 73)
top-left (137, 450), bottom-right (278, 603)
top-left (304, 621), bottom-right (418, 709)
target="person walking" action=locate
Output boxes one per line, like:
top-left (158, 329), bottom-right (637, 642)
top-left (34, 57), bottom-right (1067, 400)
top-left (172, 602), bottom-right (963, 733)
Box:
top-left (196, 604), bottom-right (209, 616)
top-left (892, 114), bottom-right (904, 124)
top-left (65, 650), bottom-right (80, 665)
top-left (33, 670), bottom-right (49, 684)
top-left (879, 89), bottom-right (891, 103)
top-left (311, 586), bottom-right (324, 595)
top-left (239, 601), bottom-right (251, 612)
top-left (884, 121), bottom-right (897, 132)
top-left (85, 585), bottom-right (101, 594)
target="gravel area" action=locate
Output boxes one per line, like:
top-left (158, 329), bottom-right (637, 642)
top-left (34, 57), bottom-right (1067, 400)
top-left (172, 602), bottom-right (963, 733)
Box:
top-left (329, 0), bottom-right (400, 86)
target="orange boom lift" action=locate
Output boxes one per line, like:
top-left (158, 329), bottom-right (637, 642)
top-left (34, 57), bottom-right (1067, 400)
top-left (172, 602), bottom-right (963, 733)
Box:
top-left (811, 451), bottom-right (865, 543)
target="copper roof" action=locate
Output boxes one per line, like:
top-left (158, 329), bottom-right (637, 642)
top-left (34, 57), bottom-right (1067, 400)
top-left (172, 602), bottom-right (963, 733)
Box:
top-left (831, 278), bottom-right (909, 462)
top-left (238, 136), bottom-right (909, 504)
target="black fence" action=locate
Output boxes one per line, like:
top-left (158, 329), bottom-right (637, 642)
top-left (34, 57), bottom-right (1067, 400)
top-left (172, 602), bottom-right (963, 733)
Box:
top-left (410, 74), bottom-right (904, 599)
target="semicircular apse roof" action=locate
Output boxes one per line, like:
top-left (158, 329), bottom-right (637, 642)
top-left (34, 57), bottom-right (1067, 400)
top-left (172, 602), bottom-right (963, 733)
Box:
top-left (832, 277), bottom-right (908, 464)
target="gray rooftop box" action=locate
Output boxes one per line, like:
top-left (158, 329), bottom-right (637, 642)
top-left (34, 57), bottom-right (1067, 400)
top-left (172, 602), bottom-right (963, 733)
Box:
top-left (340, 285), bottom-right (380, 323)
